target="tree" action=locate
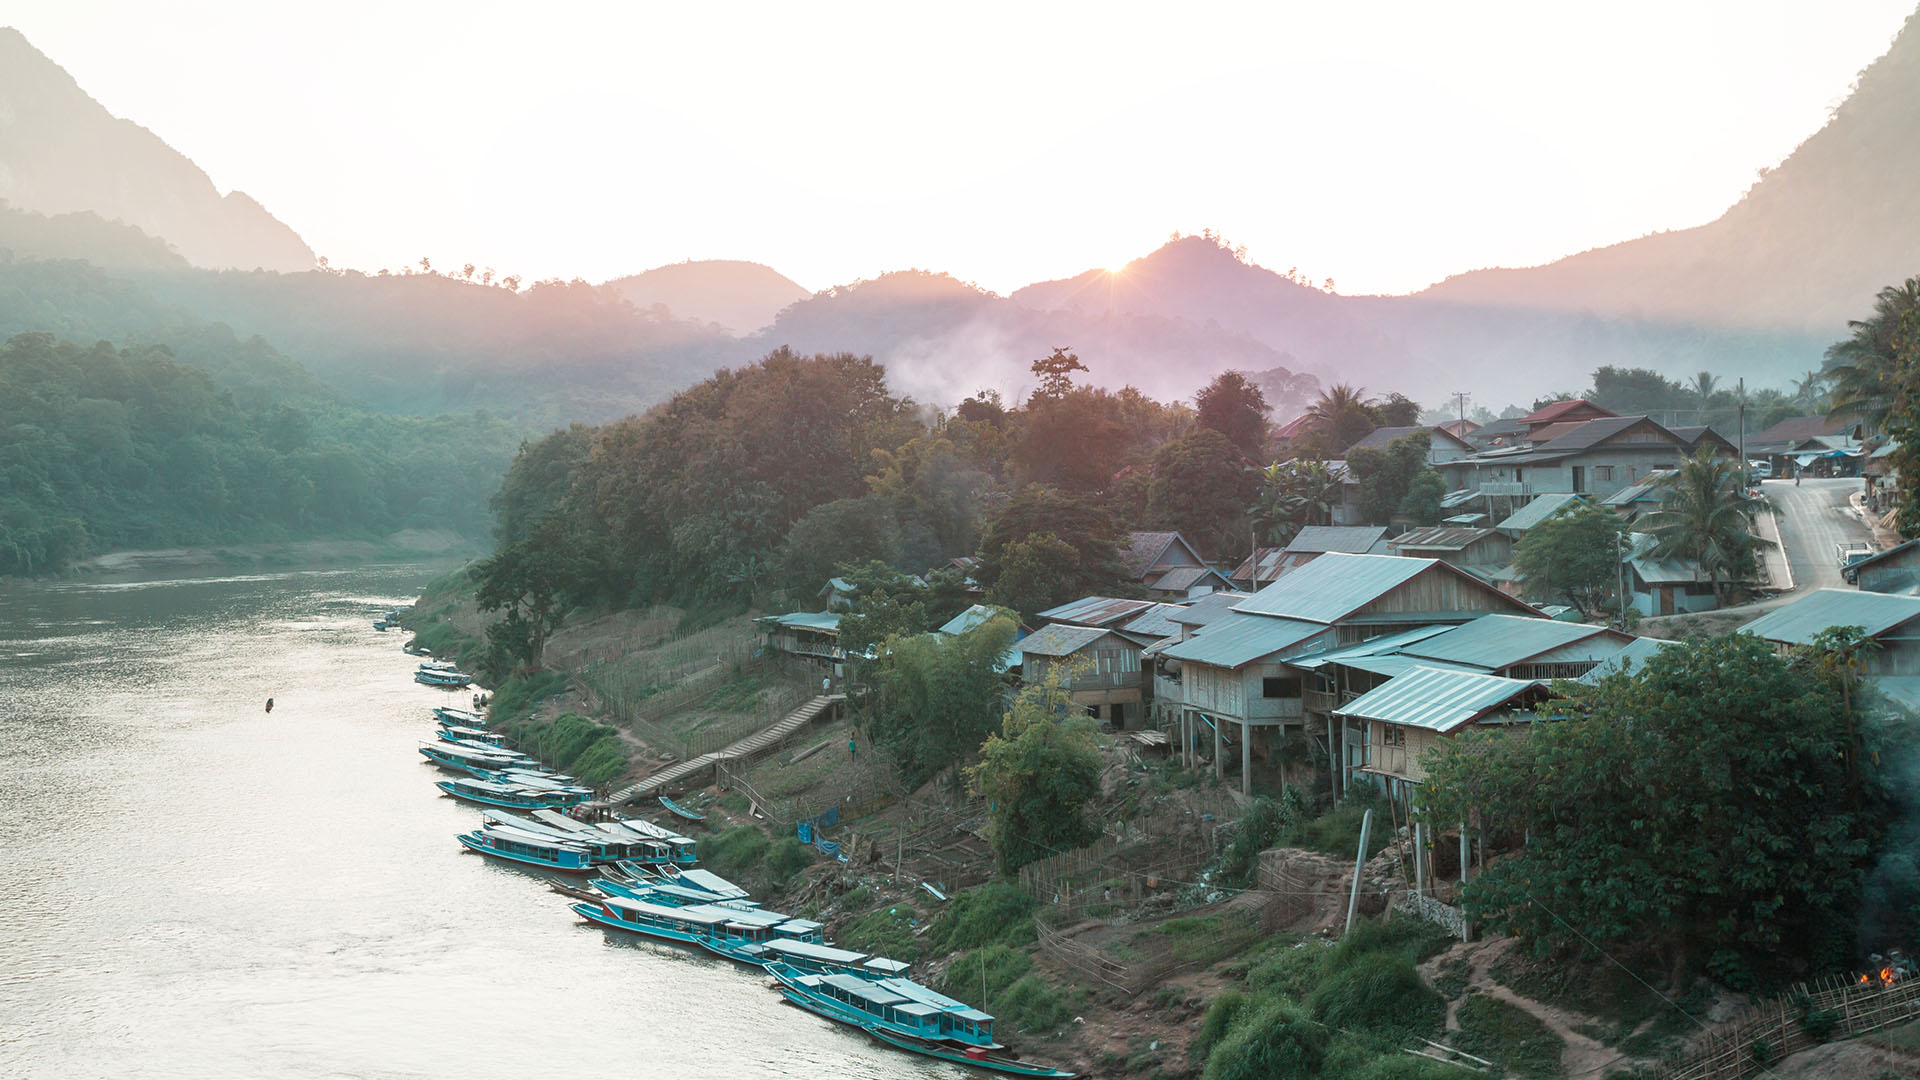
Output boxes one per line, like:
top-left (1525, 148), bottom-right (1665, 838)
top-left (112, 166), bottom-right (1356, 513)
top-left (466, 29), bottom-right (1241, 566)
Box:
top-left (984, 532), bottom-right (1082, 619)
top-left (836, 561), bottom-right (974, 655)
top-left (1512, 503), bottom-right (1627, 618)
top-left (1345, 431), bottom-right (1435, 524)
top-left (968, 664), bottom-right (1105, 871)
top-left (1146, 429), bottom-right (1255, 562)
top-left (1420, 634), bottom-right (1872, 975)
top-left (861, 614), bottom-right (1018, 786)
top-left (1689, 371), bottom-right (1721, 409)
top-left (1824, 277), bottom-right (1920, 436)
top-left (974, 486), bottom-right (1129, 604)
top-left (472, 515), bottom-right (587, 671)
top-left (1013, 386), bottom-right (1131, 492)
top-left (1302, 384), bottom-right (1379, 455)
top-left (1195, 371), bottom-right (1271, 457)
top-left (1378, 392), bottom-right (1422, 427)
top-left (1644, 448), bottom-right (1764, 602)
top-left (489, 424), bottom-right (596, 545)
top-left (1397, 471), bottom-right (1446, 526)
top-left (1030, 347), bottom-right (1088, 402)
top-left (1253, 460), bottom-right (1340, 545)
top-left (774, 496), bottom-right (902, 605)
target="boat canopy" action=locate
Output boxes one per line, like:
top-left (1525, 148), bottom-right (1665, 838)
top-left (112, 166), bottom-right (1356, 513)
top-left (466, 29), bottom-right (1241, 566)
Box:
top-left (674, 869), bottom-right (748, 898)
top-left (762, 939), bottom-right (868, 965)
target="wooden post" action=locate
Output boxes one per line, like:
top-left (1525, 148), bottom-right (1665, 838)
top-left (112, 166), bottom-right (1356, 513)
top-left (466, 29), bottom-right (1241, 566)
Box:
top-left (1327, 713), bottom-right (1341, 801)
top-left (1346, 809), bottom-right (1373, 935)
top-left (1241, 721), bottom-right (1252, 796)
top-left (1413, 821), bottom-right (1426, 898)
top-left (1213, 715), bottom-right (1224, 779)
top-left (1459, 821), bottom-right (1470, 885)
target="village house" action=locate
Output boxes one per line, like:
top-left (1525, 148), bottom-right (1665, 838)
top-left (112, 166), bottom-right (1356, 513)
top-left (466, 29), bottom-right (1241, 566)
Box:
top-left (1121, 531), bottom-right (1228, 597)
top-left (1017, 623), bottom-right (1147, 729)
top-left (1740, 588), bottom-right (1920, 709)
top-left (1467, 414), bottom-right (1733, 517)
top-left (1621, 532), bottom-right (1721, 615)
top-left (1230, 525), bottom-right (1389, 589)
top-left (1385, 526), bottom-right (1513, 581)
top-left (1850, 539), bottom-right (1920, 594)
top-left (1346, 424), bottom-right (1476, 489)
top-left (1160, 553), bottom-right (1543, 795)
top-left (1034, 595), bottom-right (1158, 631)
top-left (1145, 592), bottom-right (1248, 729)
top-left (1746, 414), bottom-right (1858, 476)
top-left (754, 611), bottom-right (847, 673)
top-left (1493, 493), bottom-right (1585, 539)
top-left (1333, 665), bottom-right (1550, 799)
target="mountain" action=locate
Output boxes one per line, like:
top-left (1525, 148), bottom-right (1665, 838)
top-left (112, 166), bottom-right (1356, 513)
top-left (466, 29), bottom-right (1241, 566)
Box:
top-left (0, 27), bottom-right (314, 272)
top-left (605, 259), bottom-right (809, 334)
top-left (1420, 11), bottom-right (1920, 335)
top-left (751, 268), bottom-right (1324, 411)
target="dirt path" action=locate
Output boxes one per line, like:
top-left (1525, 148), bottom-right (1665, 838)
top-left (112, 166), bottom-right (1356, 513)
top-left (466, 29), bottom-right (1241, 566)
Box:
top-left (1429, 937), bottom-right (1626, 1079)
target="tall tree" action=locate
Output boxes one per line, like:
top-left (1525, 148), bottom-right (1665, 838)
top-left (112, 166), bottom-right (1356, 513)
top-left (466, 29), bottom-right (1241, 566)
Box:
top-left (1030, 347), bottom-right (1088, 402)
top-left (861, 614), bottom-right (1018, 786)
top-left (1378, 392), bottom-right (1422, 427)
top-left (1252, 460), bottom-right (1339, 546)
top-left (974, 486), bottom-right (1128, 602)
top-left (1302, 384), bottom-right (1380, 455)
top-left (1645, 448), bottom-right (1764, 602)
top-left (1824, 277), bottom-right (1920, 436)
top-left (1689, 371), bottom-right (1721, 409)
top-left (1194, 371), bottom-right (1271, 457)
top-left (1146, 428), bottom-right (1256, 561)
top-left (1345, 431), bottom-right (1435, 524)
top-left (1512, 502), bottom-right (1627, 618)
top-left (968, 664), bottom-right (1105, 872)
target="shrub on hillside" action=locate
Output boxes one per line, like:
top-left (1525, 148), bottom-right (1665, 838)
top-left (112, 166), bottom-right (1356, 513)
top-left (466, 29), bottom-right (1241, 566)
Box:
top-left (926, 883), bottom-right (1038, 955)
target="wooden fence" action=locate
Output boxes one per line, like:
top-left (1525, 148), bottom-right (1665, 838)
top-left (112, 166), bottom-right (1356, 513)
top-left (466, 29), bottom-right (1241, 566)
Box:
top-left (572, 640), bottom-right (758, 724)
top-left (1660, 973), bottom-right (1920, 1080)
top-left (1033, 892), bottom-right (1290, 997)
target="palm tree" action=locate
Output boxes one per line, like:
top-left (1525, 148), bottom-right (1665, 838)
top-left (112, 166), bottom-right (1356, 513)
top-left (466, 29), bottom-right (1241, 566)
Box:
top-left (1689, 371), bottom-right (1720, 409)
top-left (1304, 384), bottom-right (1379, 455)
top-left (1792, 370), bottom-right (1825, 409)
top-left (1822, 277), bottom-right (1920, 436)
top-left (1645, 448), bottom-right (1766, 603)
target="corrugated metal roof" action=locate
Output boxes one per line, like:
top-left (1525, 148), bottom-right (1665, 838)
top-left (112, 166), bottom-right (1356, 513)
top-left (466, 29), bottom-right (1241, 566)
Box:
top-left (1390, 526), bottom-right (1496, 552)
top-left (758, 611), bottom-right (841, 632)
top-left (1283, 526), bottom-right (1389, 555)
top-left (1035, 595), bottom-right (1157, 627)
top-left (1577, 637), bottom-right (1675, 683)
top-left (1231, 547), bottom-right (1286, 583)
top-left (1019, 623), bottom-right (1115, 657)
top-left (1327, 655), bottom-right (1484, 679)
top-left (1333, 665), bottom-right (1543, 733)
top-left (1151, 566), bottom-right (1229, 592)
top-left (1739, 588), bottom-right (1920, 645)
top-left (937, 604), bottom-right (1014, 636)
top-left (1290, 624), bottom-right (1456, 669)
top-left (1233, 552), bottom-right (1435, 623)
top-left (1123, 531), bottom-right (1200, 578)
top-left (1599, 471), bottom-right (1674, 507)
top-left (1160, 613), bottom-right (1325, 669)
top-left (1402, 614), bottom-right (1612, 670)
top-left (1497, 493), bottom-right (1586, 533)
top-left (1849, 539), bottom-right (1918, 573)
top-left (1119, 603), bottom-right (1190, 640)
top-left (1170, 591), bottom-right (1251, 626)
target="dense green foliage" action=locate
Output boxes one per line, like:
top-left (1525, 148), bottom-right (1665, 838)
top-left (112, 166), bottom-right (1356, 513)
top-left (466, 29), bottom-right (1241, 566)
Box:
top-left (1450, 996), bottom-right (1564, 1079)
top-left (1421, 634), bottom-right (1889, 980)
top-left (968, 670), bottom-right (1106, 871)
top-left (1513, 502), bottom-right (1628, 617)
top-left (938, 945), bottom-right (1072, 1034)
top-left (0, 332), bottom-right (518, 573)
top-left (1644, 448), bottom-right (1765, 598)
top-left (1347, 430), bottom-right (1443, 525)
top-left (925, 882), bottom-right (1040, 954)
top-left (699, 825), bottom-right (815, 898)
top-left (501, 712), bottom-right (629, 787)
top-left (857, 615), bottom-right (1017, 785)
top-left (1219, 787), bottom-right (1393, 886)
top-left (839, 904), bottom-right (922, 961)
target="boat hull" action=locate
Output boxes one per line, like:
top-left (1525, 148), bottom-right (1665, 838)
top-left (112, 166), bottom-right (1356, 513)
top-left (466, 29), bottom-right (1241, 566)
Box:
top-left (863, 1025), bottom-right (1076, 1079)
top-left (434, 780), bottom-right (586, 810)
top-left (456, 833), bottom-right (593, 873)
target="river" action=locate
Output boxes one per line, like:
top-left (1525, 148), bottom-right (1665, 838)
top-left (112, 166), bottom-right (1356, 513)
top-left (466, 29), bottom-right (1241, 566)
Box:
top-left (0, 563), bottom-right (951, 1080)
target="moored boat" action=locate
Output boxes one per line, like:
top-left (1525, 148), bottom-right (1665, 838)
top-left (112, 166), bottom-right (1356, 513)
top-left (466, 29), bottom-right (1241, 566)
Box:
top-left (416, 668), bottom-right (473, 688)
top-left (435, 777), bottom-right (588, 810)
top-left (433, 705), bottom-right (488, 727)
top-left (767, 963), bottom-right (999, 1051)
top-left (658, 795), bottom-right (706, 821)
top-left (437, 725), bottom-right (507, 746)
top-left (418, 741), bottom-right (533, 776)
top-left (860, 1027), bottom-right (1076, 1078)
top-left (572, 896), bottom-right (823, 962)
top-left (456, 825), bottom-right (595, 872)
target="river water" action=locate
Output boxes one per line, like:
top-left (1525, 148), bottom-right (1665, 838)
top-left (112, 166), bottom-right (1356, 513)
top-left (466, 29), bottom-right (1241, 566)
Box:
top-left (0, 564), bottom-right (950, 1080)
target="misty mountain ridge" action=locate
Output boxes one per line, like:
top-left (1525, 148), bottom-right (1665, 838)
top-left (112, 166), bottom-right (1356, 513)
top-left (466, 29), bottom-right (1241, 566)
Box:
top-left (605, 259), bottom-right (809, 334)
top-left (0, 27), bottom-right (313, 273)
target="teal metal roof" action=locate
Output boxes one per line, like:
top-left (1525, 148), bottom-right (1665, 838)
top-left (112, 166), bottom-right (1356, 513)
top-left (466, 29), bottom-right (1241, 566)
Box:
top-left (1160, 613), bottom-right (1326, 669)
top-left (1019, 623), bottom-right (1114, 657)
top-left (1738, 588), bottom-right (1920, 645)
top-left (1402, 614), bottom-right (1614, 670)
top-left (759, 611), bottom-right (841, 632)
top-left (1035, 595), bottom-right (1157, 627)
top-left (1119, 603), bottom-right (1190, 640)
top-left (1290, 625), bottom-right (1455, 670)
top-left (1333, 666), bottom-right (1543, 733)
top-left (1233, 553), bottom-right (1436, 623)
top-left (1577, 637), bottom-right (1676, 683)
top-left (938, 604), bottom-right (1012, 636)
top-left (1497, 493), bottom-right (1585, 533)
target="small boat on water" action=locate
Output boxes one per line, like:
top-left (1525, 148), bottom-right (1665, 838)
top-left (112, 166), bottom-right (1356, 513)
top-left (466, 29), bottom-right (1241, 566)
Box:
top-left (480, 812), bottom-right (661, 864)
top-left (435, 777), bottom-right (589, 810)
top-left (571, 895), bottom-right (824, 962)
top-left (418, 741), bottom-right (533, 776)
top-left (765, 964), bottom-right (1064, 1076)
top-left (373, 620), bottom-right (393, 631)
top-left (416, 668), bottom-right (474, 688)
top-left (432, 705), bottom-right (487, 727)
top-left (457, 825), bottom-right (595, 872)
top-left (437, 726), bottom-right (507, 746)
top-left (621, 865), bottom-right (751, 901)
top-left (748, 938), bottom-right (912, 978)
top-left (658, 795), bottom-right (706, 822)
top-left (606, 815), bottom-right (698, 866)
top-left (592, 877), bottom-right (759, 908)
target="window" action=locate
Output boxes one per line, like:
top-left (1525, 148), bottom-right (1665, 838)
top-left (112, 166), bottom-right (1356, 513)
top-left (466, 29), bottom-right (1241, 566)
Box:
top-left (1595, 465), bottom-right (1614, 482)
top-left (1262, 676), bottom-right (1302, 698)
top-left (1379, 726), bottom-right (1404, 747)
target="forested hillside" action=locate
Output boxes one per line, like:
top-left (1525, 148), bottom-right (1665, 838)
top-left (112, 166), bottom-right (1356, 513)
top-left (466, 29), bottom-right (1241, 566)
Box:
top-left (0, 332), bottom-right (518, 574)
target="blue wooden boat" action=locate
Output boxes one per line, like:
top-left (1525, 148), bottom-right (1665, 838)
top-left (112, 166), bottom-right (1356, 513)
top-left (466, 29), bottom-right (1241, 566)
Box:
top-left (437, 726), bottom-right (506, 746)
top-left (622, 865), bottom-right (751, 902)
top-left (433, 705), bottom-right (488, 727)
top-left (859, 1026), bottom-right (1077, 1078)
top-left (606, 815), bottom-right (698, 866)
top-left (415, 668), bottom-right (473, 688)
top-left (480, 812), bottom-right (654, 864)
top-left (373, 620), bottom-right (393, 631)
top-left (751, 938), bottom-right (912, 978)
top-left (572, 896), bottom-right (823, 963)
top-left (658, 795), bottom-right (705, 821)
top-left (767, 963), bottom-right (999, 1051)
top-left (592, 877), bottom-right (759, 908)
top-left (418, 741), bottom-right (531, 776)
top-left (456, 826), bottom-right (595, 872)
top-left (436, 777), bottom-right (588, 810)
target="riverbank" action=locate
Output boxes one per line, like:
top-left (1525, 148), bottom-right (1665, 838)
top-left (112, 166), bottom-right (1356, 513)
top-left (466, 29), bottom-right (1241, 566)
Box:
top-left (73, 528), bottom-right (480, 576)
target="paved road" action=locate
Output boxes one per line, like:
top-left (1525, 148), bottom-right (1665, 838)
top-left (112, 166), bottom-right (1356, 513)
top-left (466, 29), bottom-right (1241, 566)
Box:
top-left (1762, 476), bottom-right (1872, 592)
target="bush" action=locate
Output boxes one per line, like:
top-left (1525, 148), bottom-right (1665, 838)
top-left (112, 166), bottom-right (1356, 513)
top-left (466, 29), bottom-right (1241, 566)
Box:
top-left (1248, 939), bottom-right (1334, 999)
top-left (841, 905), bottom-right (921, 962)
top-left (1306, 949), bottom-right (1446, 1046)
top-left (762, 838), bottom-right (815, 889)
top-left (1191, 989), bottom-right (1255, 1064)
top-left (1202, 999), bottom-right (1328, 1080)
top-left (925, 883), bottom-right (1038, 955)
top-left (1451, 996), bottom-right (1564, 1080)
top-left (501, 710), bottom-right (630, 786)
top-left (700, 825), bottom-right (771, 881)
top-left (486, 669), bottom-right (569, 724)
top-left (995, 974), bottom-right (1071, 1033)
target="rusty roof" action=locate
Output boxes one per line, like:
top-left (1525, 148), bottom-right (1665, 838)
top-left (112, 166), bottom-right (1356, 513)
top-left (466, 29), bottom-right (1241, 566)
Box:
top-left (1034, 595), bottom-right (1157, 627)
top-left (1389, 526), bottom-right (1497, 552)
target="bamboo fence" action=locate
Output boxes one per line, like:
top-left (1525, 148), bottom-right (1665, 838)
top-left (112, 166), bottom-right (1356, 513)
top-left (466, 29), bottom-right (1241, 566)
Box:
top-left (1659, 972), bottom-right (1920, 1080)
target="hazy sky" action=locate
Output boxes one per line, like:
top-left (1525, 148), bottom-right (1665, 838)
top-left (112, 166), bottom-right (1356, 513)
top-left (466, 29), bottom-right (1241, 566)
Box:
top-left (10, 1), bottom-right (1916, 295)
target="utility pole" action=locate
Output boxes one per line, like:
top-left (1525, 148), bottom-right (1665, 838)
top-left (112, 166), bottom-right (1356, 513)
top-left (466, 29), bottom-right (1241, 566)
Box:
top-left (1737, 377), bottom-right (1748, 482)
top-left (1450, 391), bottom-right (1470, 430)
